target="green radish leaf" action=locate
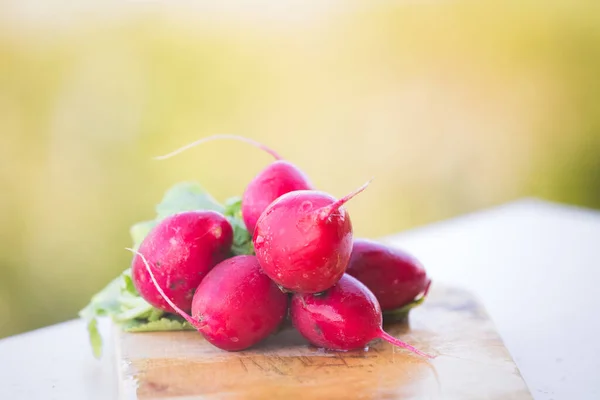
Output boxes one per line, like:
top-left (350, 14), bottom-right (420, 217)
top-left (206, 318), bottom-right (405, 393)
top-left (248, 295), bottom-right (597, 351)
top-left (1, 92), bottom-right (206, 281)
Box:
top-left (224, 196), bottom-right (254, 256)
top-left (79, 274), bottom-right (123, 359)
top-left (130, 220), bottom-right (156, 250)
top-left (229, 217), bottom-right (254, 256)
top-left (382, 296), bottom-right (427, 323)
top-left (147, 307), bottom-right (165, 322)
top-left (223, 196), bottom-right (243, 218)
top-left (121, 316), bottom-right (196, 332)
top-left (121, 270), bottom-right (138, 296)
top-left (79, 275), bottom-right (122, 319)
top-left (156, 182), bottom-right (224, 220)
top-left (87, 318), bottom-right (103, 359)
top-left (114, 300), bottom-right (154, 322)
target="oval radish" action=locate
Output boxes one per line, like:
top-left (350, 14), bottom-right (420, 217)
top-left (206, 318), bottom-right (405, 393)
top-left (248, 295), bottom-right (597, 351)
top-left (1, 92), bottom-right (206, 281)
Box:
top-left (131, 210), bottom-right (232, 313)
top-left (346, 239), bottom-right (430, 311)
top-left (242, 160), bottom-right (312, 234)
top-left (290, 274), bottom-right (432, 358)
top-left (191, 255), bottom-right (288, 351)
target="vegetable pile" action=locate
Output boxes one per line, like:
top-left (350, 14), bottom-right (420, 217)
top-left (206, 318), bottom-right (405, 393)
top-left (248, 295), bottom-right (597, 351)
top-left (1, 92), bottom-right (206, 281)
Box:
top-left (80, 136), bottom-right (433, 359)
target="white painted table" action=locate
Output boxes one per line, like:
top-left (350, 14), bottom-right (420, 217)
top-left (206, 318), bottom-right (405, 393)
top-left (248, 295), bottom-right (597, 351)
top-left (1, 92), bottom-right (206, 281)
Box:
top-left (1, 199), bottom-right (599, 400)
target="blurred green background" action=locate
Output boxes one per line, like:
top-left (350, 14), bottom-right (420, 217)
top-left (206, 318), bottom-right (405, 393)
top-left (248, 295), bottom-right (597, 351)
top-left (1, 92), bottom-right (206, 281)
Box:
top-left (1, 1), bottom-right (599, 338)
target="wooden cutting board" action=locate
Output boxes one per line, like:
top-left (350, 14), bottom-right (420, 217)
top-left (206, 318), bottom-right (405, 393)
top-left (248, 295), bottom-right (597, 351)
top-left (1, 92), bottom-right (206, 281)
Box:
top-left (115, 286), bottom-right (532, 400)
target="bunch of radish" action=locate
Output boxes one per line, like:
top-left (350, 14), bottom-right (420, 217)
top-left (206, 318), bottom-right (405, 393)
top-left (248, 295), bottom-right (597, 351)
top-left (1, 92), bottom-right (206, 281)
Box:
top-left (129, 136), bottom-right (433, 358)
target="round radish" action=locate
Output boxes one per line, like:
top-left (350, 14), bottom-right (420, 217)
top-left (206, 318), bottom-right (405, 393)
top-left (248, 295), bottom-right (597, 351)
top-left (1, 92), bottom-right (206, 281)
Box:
top-left (154, 134), bottom-right (312, 234)
top-left (253, 182), bottom-right (370, 293)
top-left (242, 160), bottom-right (312, 234)
top-left (346, 239), bottom-right (431, 311)
top-left (290, 274), bottom-right (433, 358)
top-left (131, 210), bottom-right (233, 313)
top-left (191, 255), bottom-right (288, 351)
top-left (131, 251), bottom-right (288, 351)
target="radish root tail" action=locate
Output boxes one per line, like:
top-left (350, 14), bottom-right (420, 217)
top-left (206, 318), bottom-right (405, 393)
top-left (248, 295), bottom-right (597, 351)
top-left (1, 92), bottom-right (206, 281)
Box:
top-left (154, 134), bottom-right (282, 161)
top-left (319, 178), bottom-right (373, 220)
top-left (422, 279), bottom-right (432, 298)
top-left (125, 248), bottom-right (202, 330)
top-left (378, 330), bottom-right (435, 359)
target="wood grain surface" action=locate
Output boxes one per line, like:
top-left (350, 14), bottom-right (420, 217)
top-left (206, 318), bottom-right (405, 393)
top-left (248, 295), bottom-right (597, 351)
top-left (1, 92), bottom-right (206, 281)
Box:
top-left (116, 286), bottom-right (531, 400)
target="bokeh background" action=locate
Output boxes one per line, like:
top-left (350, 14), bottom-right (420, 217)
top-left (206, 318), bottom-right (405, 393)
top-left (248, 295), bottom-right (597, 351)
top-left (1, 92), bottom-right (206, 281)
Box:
top-left (1, 1), bottom-right (599, 338)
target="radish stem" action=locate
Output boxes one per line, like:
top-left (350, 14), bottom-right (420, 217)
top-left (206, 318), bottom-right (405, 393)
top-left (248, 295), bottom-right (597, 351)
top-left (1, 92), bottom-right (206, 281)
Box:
top-left (154, 134), bottom-right (282, 161)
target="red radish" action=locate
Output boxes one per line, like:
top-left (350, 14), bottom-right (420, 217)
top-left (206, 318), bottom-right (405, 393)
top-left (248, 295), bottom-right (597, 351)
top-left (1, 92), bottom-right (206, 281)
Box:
top-left (129, 251), bottom-right (288, 351)
top-left (290, 274), bottom-right (432, 358)
top-left (131, 210), bottom-right (232, 313)
top-left (190, 255), bottom-right (288, 351)
top-left (155, 134), bottom-right (312, 234)
top-left (253, 181), bottom-right (370, 293)
top-left (346, 239), bottom-right (431, 311)
top-left (242, 160), bottom-right (312, 234)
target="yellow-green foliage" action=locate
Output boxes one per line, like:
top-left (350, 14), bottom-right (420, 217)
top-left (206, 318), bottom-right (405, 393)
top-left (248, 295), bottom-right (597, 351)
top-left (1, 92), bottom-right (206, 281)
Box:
top-left (0, 1), bottom-right (599, 338)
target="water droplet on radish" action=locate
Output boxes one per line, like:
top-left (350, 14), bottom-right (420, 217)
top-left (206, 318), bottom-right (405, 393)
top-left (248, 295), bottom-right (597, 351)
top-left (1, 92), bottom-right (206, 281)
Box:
top-left (211, 226), bottom-right (222, 239)
top-left (300, 200), bottom-right (313, 212)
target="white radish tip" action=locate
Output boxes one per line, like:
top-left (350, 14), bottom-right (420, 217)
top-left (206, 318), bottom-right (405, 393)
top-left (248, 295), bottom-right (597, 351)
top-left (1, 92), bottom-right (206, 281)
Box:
top-left (125, 247), bottom-right (201, 330)
top-left (422, 279), bottom-right (432, 298)
top-left (153, 134), bottom-right (282, 161)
